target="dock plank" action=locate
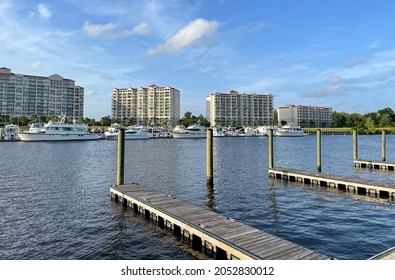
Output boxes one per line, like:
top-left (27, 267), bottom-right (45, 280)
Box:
top-left (111, 184), bottom-right (332, 260)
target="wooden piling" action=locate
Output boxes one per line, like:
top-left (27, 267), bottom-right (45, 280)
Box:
top-left (317, 129), bottom-right (321, 172)
top-left (353, 129), bottom-right (358, 161)
top-left (206, 129), bottom-right (213, 186)
top-left (382, 130), bottom-right (386, 162)
top-left (269, 128), bottom-right (274, 169)
top-left (117, 128), bottom-right (125, 185)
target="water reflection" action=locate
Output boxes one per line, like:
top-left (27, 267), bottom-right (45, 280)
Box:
top-left (267, 180), bottom-right (280, 231)
top-left (205, 184), bottom-right (216, 212)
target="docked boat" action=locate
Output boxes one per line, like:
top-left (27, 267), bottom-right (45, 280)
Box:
top-left (172, 122), bottom-right (207, 139)
top-left (18, 117), bottom-right (104, 141)
top-left (1, 124), bottom-right (20, 141)
top-left (275, 124), bottom-right (305, 137)
top-left (104, 125), bottom-right (151, 140)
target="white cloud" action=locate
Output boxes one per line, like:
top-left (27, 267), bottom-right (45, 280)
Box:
top-left (345, 58), bottom-right (365, 68)
top-left (147, 18), bottom-right (218, 56)
top-left (82, 21), bottom-right (151, 39)
top-left (131, 22), bottom-right (151, 35)
top-left (28, 60), bottom-right (42, 70)
top-left (302, 85), bottom-right (367, 98)
top-left (38, 4), bottom-right (52, 19)
top-left (84, 90), bottom-right (95, 97)
top-left (325, 76), bottom-right (355, 85)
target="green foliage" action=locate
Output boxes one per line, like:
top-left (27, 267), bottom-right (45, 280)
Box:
top-left (178, 111), bottom-right (210, 127)
top-left (332, 107), bottom-right (395, 134)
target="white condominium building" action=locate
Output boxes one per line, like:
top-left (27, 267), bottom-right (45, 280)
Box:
top-left (112, 84), bottom-right (180, 126)
top-left (206, 90), bottom-right (274, 127)
top-left (278, 104), bottom-right (333, 127)
top-left (0, 67), bottom-right (84, 120)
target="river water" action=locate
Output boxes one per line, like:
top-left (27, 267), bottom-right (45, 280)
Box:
top-left (1, 135), bottom-right (395, 260)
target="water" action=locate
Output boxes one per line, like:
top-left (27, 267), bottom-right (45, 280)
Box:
top-left (1, 135), bottom-right (395, 260)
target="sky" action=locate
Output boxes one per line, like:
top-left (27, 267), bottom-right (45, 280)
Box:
top-left (1, 0), bottom-right (395, 120)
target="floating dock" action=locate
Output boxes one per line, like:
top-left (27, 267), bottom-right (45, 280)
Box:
top-left (269, 167), bottom-right (395, 200)
top-left (110, 184), bottom-right (332, 260)
top-left (354, 159), bottom-right (395, 171)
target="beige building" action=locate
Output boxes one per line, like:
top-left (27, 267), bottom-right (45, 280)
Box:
top-left (111, 84), bottom-right (180, 126)
top-left (206, 90), bottom-right (274, 127)
top-left (0, 67), bottom-right (84, 120)
top-left (278, 104), bottom-right (333, 127)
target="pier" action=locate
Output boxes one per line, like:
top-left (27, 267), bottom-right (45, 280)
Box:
top-left (268, 129), bottom-right (395, 201)
top-left (353, 130), bottom-right (395, 171)
top-left (110, 183), bottom-right (331, 260)
top-left (269, 168), bottom-right (395, 200)
top-left (354, 159), bottom-right (395, 171)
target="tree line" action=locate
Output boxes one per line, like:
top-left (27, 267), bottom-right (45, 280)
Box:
top-left (1, 107), bottom-right (394, 130)
top-left (332, 107), bottom-right (395, 133)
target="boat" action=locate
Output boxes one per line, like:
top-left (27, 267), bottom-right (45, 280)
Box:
top-left (104, 125), bottom-right (151, 140)
top-left (18, 116), bottom-right (104, 141)
top-left (172, 122), bottom-right (207, 139)
top-left (1, 124), bottom-right (20, 141)
top-left (274, 123), bottom-right (305, 137)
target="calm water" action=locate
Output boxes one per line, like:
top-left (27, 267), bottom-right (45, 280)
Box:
top-left (1, 135), bottom-right (395, 260)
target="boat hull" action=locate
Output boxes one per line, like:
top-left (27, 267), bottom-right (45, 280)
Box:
top-left (172, 132), bottom-right (206, 139)
top-left (104, 133), bottom-right (151, 140)
top-left (274, 131), bottom-right (305, 137)
top-left (18, 132), bottom-right (103, 141)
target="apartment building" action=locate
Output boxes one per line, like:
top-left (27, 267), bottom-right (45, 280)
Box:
top-left (0, 67), bottom-right (84, 120)
top-left (206, 90), bottom-right (274, 127)
top-left (111, 85), bottom-right (180, 126)
top-left (278, 104), bottom-right (333, 127)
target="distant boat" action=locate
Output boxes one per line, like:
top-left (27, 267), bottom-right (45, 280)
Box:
top-left (1, 124), bottom-right (20, 141)
top-left (18, 116), bottom-right (104, 141)
top-left (275, 124), bottom-right (305, 137)
top-left (104, 125), bottom-right (151, 140)
top-left (172, 122), bottom-right (207, 139)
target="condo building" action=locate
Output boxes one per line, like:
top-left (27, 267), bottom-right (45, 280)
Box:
top-left (278, 104), bottom-right (333, 127)
top-left (111, 85), bottom-right (180, 126)
top-left (0, 67), bottom-right (84, 120)
top-left (206, 90), bottom-right (274, 127)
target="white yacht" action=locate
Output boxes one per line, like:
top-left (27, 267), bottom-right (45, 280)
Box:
top-left (1, 124), bottom-right (20, 141)
top-left (275, 124), bottom-right (305, 137)
top-left (172, 122), bottom-right (207, 139)
top-left (104, 125), bottom-right (151, 140)
top-left (18, 116), bottom-right (104, 141)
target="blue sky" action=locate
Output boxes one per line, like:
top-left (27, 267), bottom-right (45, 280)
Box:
top-left (1, 0), bottom-right (395, 120)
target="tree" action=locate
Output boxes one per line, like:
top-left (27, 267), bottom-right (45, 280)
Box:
top-left (378, 113), bottom-right (393, 127)
top-left (345, 113), bottom-right (364, 127)
top-left (178, 111), bottom-right (210, 127)
top-left (100, 115), bottom-right (112, 126)
top-left (272, 110), bottom-right (278, 126)
top-left (332, 111), bottom-right (347, 127)
top-left (364, 116), bottom-right (376, 131)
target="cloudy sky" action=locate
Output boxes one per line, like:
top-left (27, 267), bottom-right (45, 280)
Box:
top-left (1, 0), bottom-right (395, 119)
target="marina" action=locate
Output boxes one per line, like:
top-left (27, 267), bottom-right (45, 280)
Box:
top-left (2, 135), bottom-right (395, 260)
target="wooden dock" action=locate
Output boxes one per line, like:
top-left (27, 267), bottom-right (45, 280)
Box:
top-left (269, 167), bottom-right (395, 200)
top-left (354, 159), bottom-right (395, 171)
top-left (110, 184), bottom-right (332, 260)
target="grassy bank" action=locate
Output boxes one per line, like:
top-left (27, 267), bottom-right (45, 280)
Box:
top-left (304, 127), bottom-right (395, 135)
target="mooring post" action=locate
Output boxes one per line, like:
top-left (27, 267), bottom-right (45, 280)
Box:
top-left (206, 128), bottom-right (213, 186)
top-left (353, 129), bottom-right (358, 161)
top-left (317, 129), bottom-right (322, 172)
top-left (382, 129), bottom-right (386, 162)
top-left (117, 128), bottom-right (125, 185)
top-left (269, 128), bottom-right (274, 169)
